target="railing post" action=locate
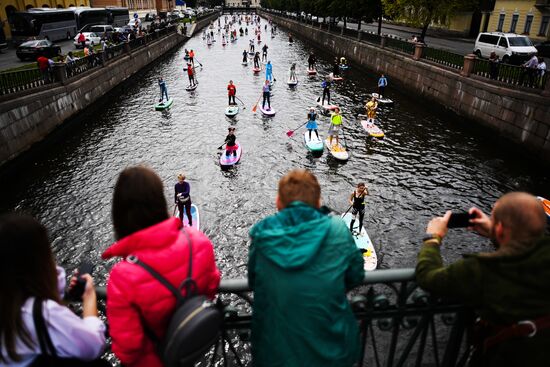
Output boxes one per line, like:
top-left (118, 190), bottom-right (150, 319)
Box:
top-left (461, 54), bottom-right (476, 77)
top-left (543, 75), bottom-right (550, 97)
top-left (413, 43), bottom-right (425, 60)
top-left (52, 63), bottom-right (67, 84)
top-left (358, 30), bottom-right (362, 41)
top-left (124, 41), bottom-right (131, 55)
top-left (381, 35), bottom-right (387, 48)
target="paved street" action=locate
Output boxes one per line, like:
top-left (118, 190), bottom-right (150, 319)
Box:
top-left (0, 39), bottom-right (76, 71)
top-left (339, 21), bottom-right (476, 56)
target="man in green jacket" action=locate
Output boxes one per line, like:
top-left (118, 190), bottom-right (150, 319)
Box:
top-left (248, 169), bottom-right (365, 367)
top-left (417, 192), bottom-right (550, 366)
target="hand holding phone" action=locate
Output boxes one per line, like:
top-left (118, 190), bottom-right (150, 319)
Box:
top-left (447, 212), bottom-right (475, 228)
top-left (67, 261), bottom-right (94, 302)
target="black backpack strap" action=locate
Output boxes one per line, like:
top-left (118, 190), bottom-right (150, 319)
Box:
top-left (32, 298), bottom-right (58, 358)
top-left (127, 255), bottom-right (183, 302)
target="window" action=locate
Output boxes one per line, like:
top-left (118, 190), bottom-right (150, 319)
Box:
top-left (523, 15), bottom-right (533, 34)
top-left (510, 14), bottom-right (518, 33)
top-left (508, 36), bottom-right (533, 46)
top-left (479, 34), bottom-right (499, 45)
top-left (497, 14), bottom-right (505, 31)
top-left (540, 16), bottom-right (550, 37)
top-left (498, 37), bottom-right (507, 47)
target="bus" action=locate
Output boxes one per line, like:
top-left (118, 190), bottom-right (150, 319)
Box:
top-left (72, 8), bottom-right (109, 31)
top-left (106, 7), bottom-right (130, 27)
top-left (9, 8), bottom-right (77, 44)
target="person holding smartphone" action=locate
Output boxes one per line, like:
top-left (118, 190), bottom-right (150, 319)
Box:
top-left (416, 192), bottom-right (550, 366)
top-left (0, 214), bottom-right (107, 366)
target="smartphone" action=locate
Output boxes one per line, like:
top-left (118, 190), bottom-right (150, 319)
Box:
top-left (447, 212), bottom-right (474, 228)
top-left (66, 261), bottom-right (95, 301)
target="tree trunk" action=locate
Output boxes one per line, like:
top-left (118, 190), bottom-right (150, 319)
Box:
top-left (377, 14), bottom-right (382, 35)
top-left (357, 18), bottom-right (361, 31)
top-left (420, 11), bottom-right (433, 41)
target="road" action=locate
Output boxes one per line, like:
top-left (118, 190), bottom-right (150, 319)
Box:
top-left (0, 39), bottom-right (77, 71)
top-left (338, 21), bottom-right (475, 56)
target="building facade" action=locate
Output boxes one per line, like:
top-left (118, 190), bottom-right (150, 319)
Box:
top-left (225, 0), bottom-right (260, 7)
top-left (486, 0), bottom-right (550, 41)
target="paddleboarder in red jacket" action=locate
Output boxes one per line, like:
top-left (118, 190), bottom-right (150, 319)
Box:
top-left (227, 80), bottom-right (236, 106)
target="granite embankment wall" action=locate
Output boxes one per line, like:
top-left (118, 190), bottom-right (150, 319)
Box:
top-left (0, 12), bottom-right (218, 166)
top-left (261, 11), bottom-right (550, 163)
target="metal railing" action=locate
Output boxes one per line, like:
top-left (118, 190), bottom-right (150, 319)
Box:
top-left (384, 36), bottom-right (415, 55)
top-left (0, 68), bottom-right (51, 95)
top-left (96, 268), bottom-right (469, 366)
top-left (423, 47), bottom-right (464, 70)
top-left (66, 54), bottom-right (104, 78)
top-left (473, 58), bottom-right (548, 89)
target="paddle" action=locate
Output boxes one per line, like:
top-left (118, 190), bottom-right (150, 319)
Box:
top-left (173, 204), bottom-right (177, 217)
top-left (217, 139), bottom-right (228, 150)
top-left (251, 93), bottom-right (262, 112)
top-left (194, 58), bottom-right (203, 67)
top-left (236, 96), bottom-right (246, 110)
top-left (341, 124), bottom-right (349, 149)
top-left (341, 204), bottom-right (353, 218)
top-left (286, 121), bottom-right (308, 137)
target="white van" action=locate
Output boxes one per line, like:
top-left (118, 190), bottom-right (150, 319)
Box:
top-left (473, 32), bottom-right (538, 65)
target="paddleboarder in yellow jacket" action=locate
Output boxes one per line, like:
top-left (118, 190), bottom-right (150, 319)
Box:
top-left (329, 107), bottom-right (343, 147)
top-left (366, 97), bottom-right (378, 120)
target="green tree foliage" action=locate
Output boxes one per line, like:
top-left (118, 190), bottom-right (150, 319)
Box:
top-left (382, 0), bottom-right (477, 39)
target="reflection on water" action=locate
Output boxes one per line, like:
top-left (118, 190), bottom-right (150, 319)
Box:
top-left (1, 17), bottom-right (549, 285)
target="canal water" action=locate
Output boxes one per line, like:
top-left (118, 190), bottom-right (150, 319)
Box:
top-left (1, 16), bottom-right (549, 285)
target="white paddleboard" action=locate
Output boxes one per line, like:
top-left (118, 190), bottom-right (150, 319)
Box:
top-left (329, 72), bottom-right (343, 81)
top-left (307, 68), bottom-right (317, 75)
top-left (325, 137), bottom-right (349, 161)
top-left (368, 92), bottom-right (394, 105)
top-left (316, 97), bottom-right (338, 114)
top-left (341, 213), bottom-right (377, 271)
top-left (360, 118), bottom-right (384, 138)
top-left (288, 79), bottom-right (298, 87)
top-left (225, 105), bottom-right (239, 117)
top-left (185, 84), bottom-right (198, 91)
top-left (258, 104), bottom-right (276, 116)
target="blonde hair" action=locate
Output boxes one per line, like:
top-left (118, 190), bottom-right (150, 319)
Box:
top-left (177, 174), bottom-right (185, 180)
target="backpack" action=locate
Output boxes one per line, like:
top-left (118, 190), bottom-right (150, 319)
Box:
top-left (127, 228), bottom-right (222, 367)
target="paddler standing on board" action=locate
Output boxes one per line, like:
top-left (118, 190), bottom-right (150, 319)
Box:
top-left (224, 127), bottom-right (238, 157)
top-left (308, 53), bottom-right (316, 70)
top-left (328, 107), bottom-right (343, 147)
top-left (321, 77), bottom-right (331, 105)
top-left (348, 182), bottom-right (369, 235)
top-left (186, 62), bottom-right (196, 87)
top-left (365, 97), bottom-right (378, 121)
top-left (265, 60), bottom-right (273, 83)
top-left (227, 80), bottom-right (237, 106)
top-left (189, 49), bottom-right (195, 66)
top-left (158, 77), bottom-right (169, 103)
top-left (378, 74), bottom-right (387, 97)
top-left (174, 173), bottom-right (192, 227)
top-left (262, 79), bottom-right (271, 110)
top-left (332, 58), bottom-right (340, 78)
top-left (306, 107), bottom-right (319, 140)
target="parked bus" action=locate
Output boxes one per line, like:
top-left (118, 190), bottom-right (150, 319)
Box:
top-left (72, 8), bottom-right (109, 31)
top-left (9, 8), bottom-right (77, 44)
top-left (106, 7), bottom-right (130, 27)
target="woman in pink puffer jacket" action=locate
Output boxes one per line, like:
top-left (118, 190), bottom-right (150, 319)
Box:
top-left (102, 166), bottom-right (220, 367)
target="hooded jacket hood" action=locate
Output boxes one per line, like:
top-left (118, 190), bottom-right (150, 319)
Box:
top-left (249, 201), bottom-right (331, 269)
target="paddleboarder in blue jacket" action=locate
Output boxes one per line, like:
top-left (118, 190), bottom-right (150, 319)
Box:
top-left (265, 61), bottom-right (273, 82)
top-left (378, 74), bottom-right (388, 97)
top-left (158, 77), bottom-right (169, 102)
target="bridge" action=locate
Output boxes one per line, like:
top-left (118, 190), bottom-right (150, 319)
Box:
top-left (221, 6), bottom-right (258, 14)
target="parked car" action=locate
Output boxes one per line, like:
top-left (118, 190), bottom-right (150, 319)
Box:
top-left (534, 40), bottom-right (550, 58)
top-left (89, 25), bottom-right (114, 38)
top-left (73, 32), bottom-right (101, 48)
top-left (16, 39), bottom-right (61, 61)
top-left (473, 32), bottom-right (538, 65)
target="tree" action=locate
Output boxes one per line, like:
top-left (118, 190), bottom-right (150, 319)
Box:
top-left (383, 0), bottom-right (476, 40)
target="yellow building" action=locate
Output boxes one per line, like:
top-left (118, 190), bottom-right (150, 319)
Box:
top-left (1, 0), bottom-right (91, 40)
top-left (487, 0), bottom-right (550, 41)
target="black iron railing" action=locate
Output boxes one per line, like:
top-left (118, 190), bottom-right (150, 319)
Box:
top-left (473, 58), bottom-right (548, 89)
top-left (96, 268), bottom-right (469, 366)
top-left (423, 47), bottom-right (464, 70)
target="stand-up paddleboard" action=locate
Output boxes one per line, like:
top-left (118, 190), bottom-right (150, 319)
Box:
top-left (303, 131), bottom-right (323, 152)
top-left (325, 137), bottom-right (349, 161)
top-left (360, 118), bottom-right (385, 138)
top-left (316, 97), bottom-right (338, 115)
top-left (252, 67), bottom-right (261, 73)
top-left (287, 79), bottom-right (298, 87)
top-left (307, 68), bottom-right (317, 75)
top-left (248, 52), bottom-right (255, 57)
top-left (341, 213), bottom-right (377, 271)
top-left (339, 64), bottom-right (350, 70)
top-left (537, 196), bottom-right (550, 220)
top-left (185, 84), bottom-right (198, 91)
top-left (242, 61), bottom-right (248, 66)
top-left (175, 204), bottom-right (200, 231)
top-left (220, 142), bottom-right (242, 168)
top-left (222, 41), bottom-right (226, 46)
top-left (258, 104), bottom-right (276, 117)
top-left (155, 98), bottom-right (173, 111)
top-left (368, 92), bottom-right (394, 105)
top-left (329, 72), bottom-right (343, 81)
top-left (225, 105), bottom-right (239, 117)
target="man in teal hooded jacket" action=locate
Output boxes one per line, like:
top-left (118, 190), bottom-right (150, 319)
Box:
top-left (248, 169), bottom-right (365, 367)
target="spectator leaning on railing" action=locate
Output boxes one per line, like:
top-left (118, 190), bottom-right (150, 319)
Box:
top-left (416, 192), bottom-right (550, 367)
top-left (248, 169), bottom-right (365, 367)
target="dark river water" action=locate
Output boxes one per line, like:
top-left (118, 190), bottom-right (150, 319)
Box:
top-left (1, 16), bottom-right (549, 286)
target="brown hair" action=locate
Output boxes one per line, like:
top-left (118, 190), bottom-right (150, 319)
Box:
top-left (112, 166), bottom-right (169, 240)
top-left (0, 214), bottom-right (60, 363)
top-left (492, 192), bottom-right (546, 253)
top-left (278, 169), bottom-right (320, 208)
